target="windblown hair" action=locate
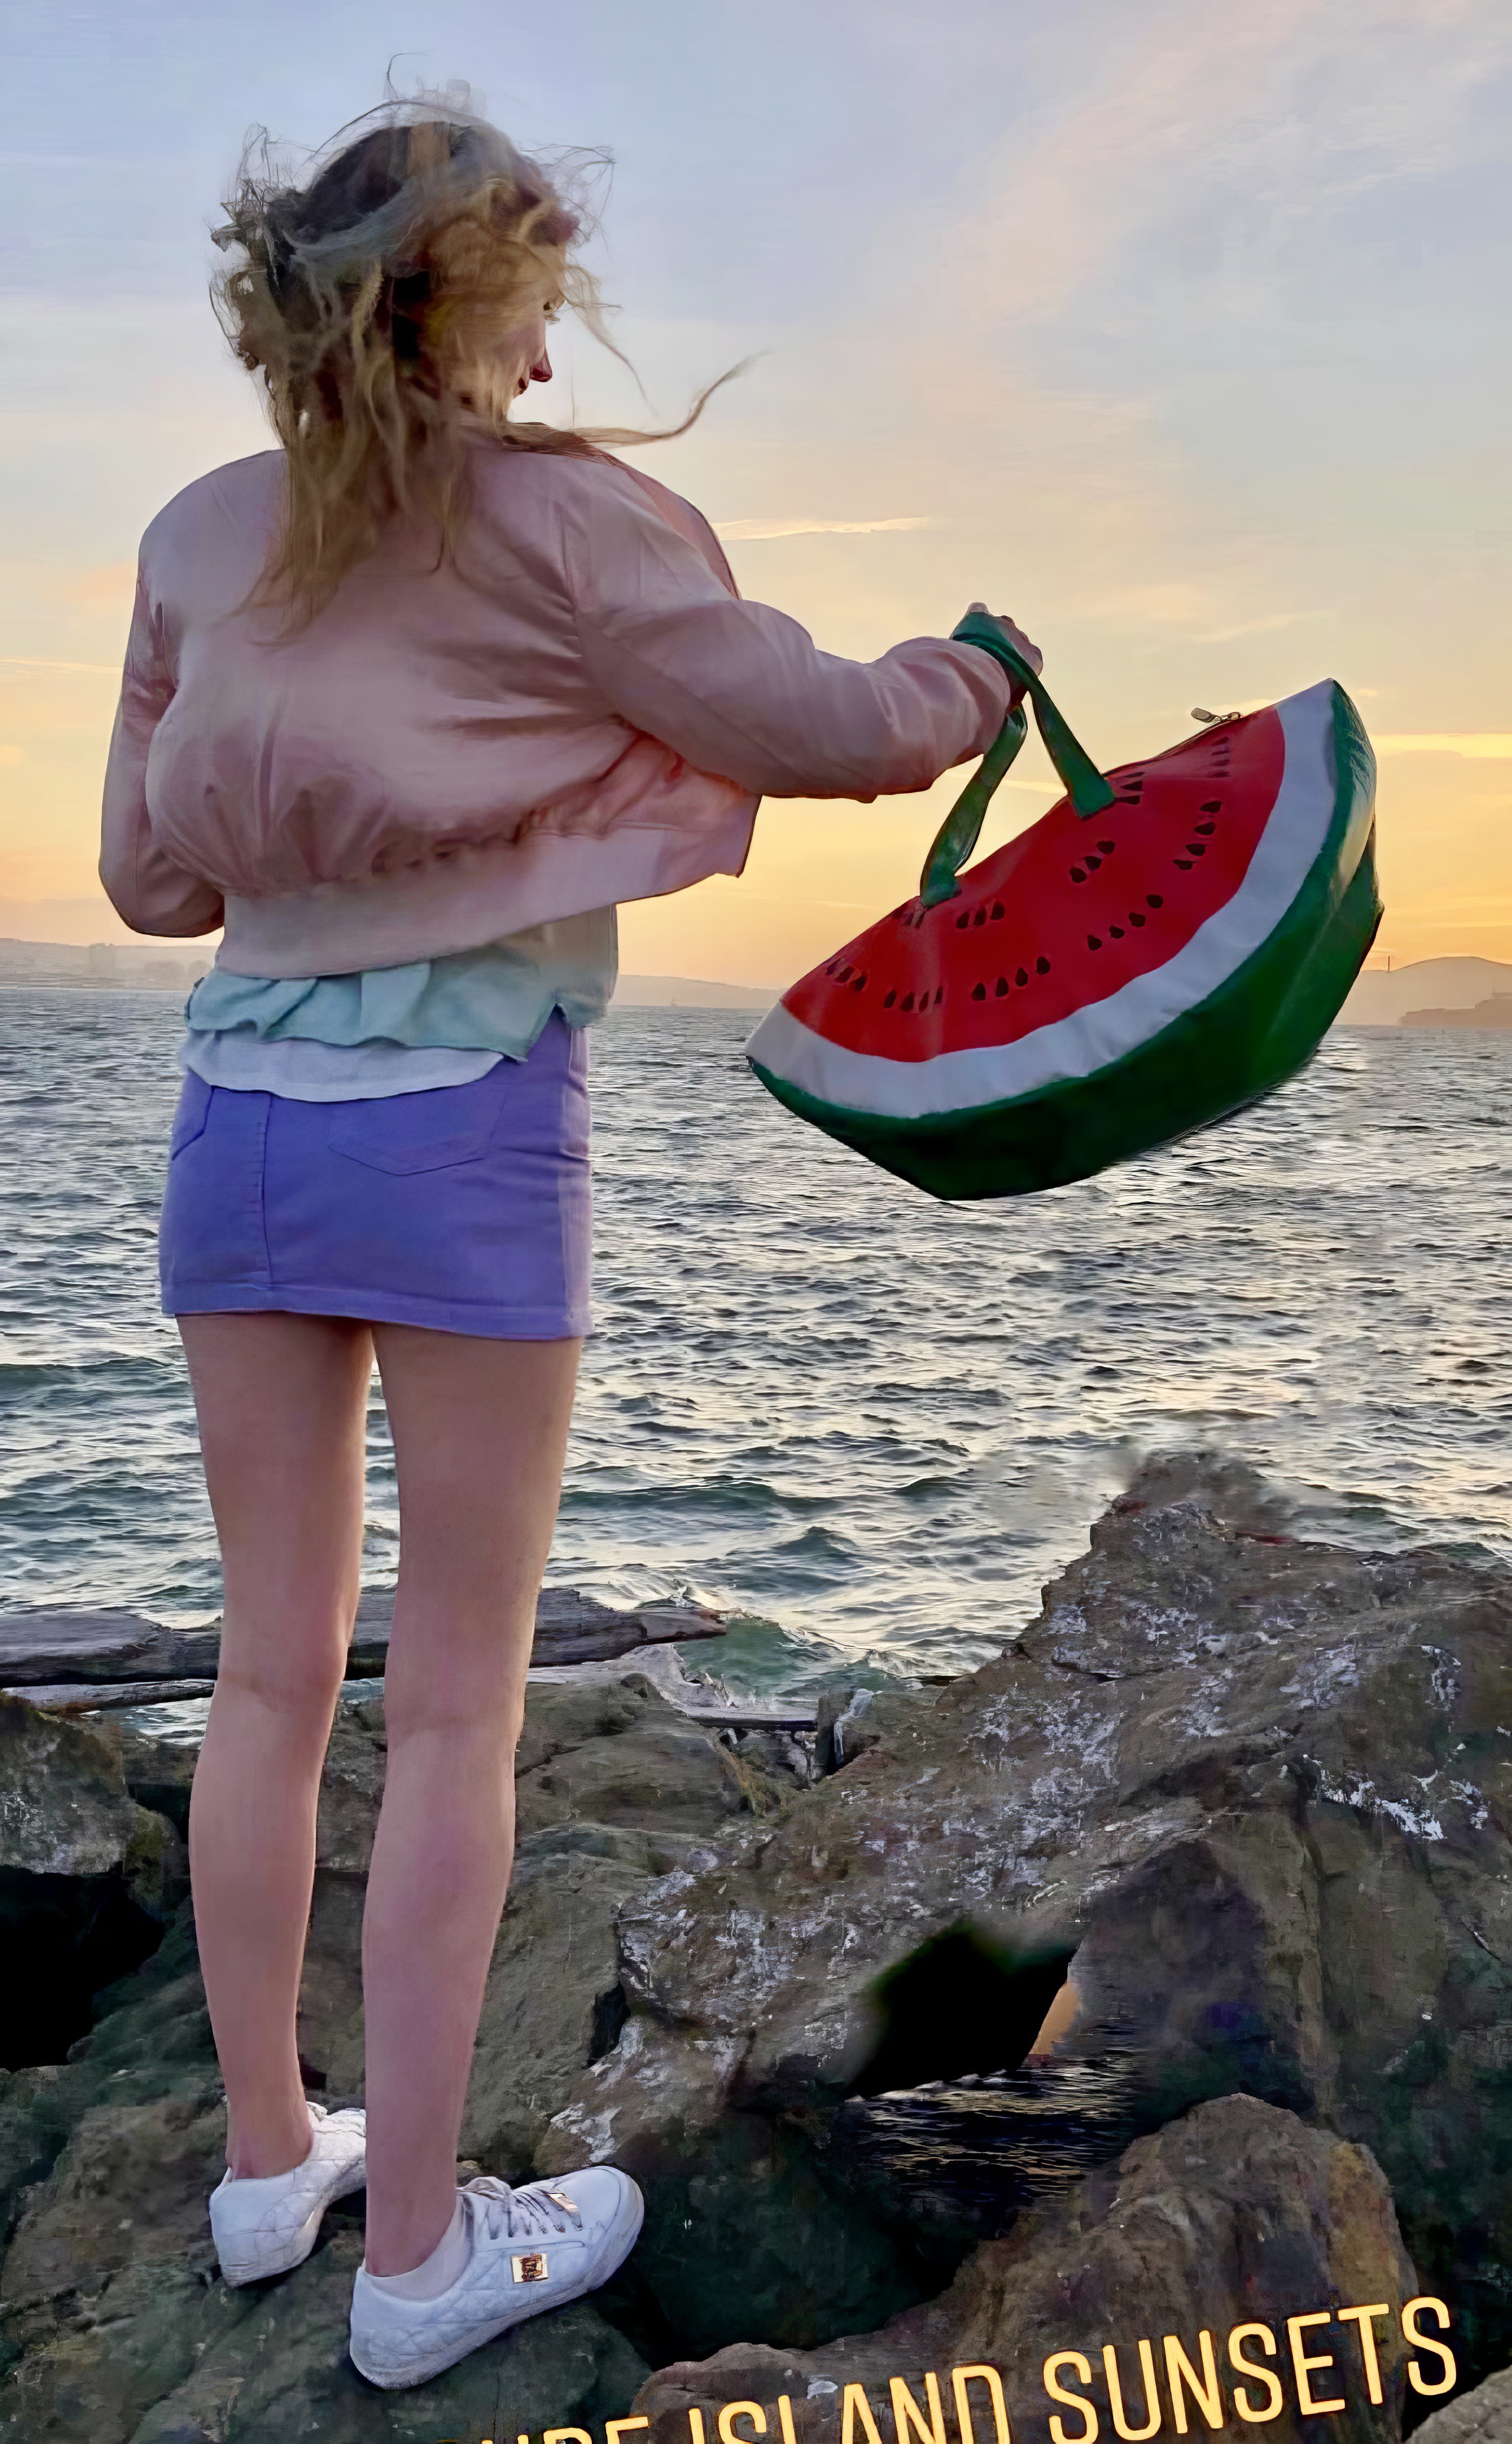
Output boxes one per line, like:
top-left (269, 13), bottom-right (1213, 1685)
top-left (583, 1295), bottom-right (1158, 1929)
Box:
top-left (212, 90), bottom-right (724, 625)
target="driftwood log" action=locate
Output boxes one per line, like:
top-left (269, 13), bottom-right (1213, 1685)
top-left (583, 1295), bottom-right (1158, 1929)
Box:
top-left (0, 1586), bottom-right (727, 1693)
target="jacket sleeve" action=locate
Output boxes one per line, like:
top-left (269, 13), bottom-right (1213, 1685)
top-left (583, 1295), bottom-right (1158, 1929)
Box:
top-left (99, 567), bottom-right (224, 938)
top-left (562, 472), bottom-right (1014, 800)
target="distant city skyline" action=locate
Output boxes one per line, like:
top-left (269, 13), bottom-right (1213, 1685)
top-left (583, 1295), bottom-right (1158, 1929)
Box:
top-left (3, 0), bottom-right (1508, 986)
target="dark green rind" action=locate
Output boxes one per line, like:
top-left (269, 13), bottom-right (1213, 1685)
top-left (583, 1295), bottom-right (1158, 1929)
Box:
top-left (751, 686), bottom-right (1381, 1202)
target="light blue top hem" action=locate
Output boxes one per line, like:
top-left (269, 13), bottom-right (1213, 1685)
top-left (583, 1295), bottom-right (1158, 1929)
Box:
top-left (185, 907), bottom-right (618, 1057)
top-left (177, 907), bottom-right (617, 1101)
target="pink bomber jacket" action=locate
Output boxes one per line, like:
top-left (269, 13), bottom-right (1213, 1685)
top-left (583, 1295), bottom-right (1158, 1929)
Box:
top-left (99, 440), bottom-right (1013, 978)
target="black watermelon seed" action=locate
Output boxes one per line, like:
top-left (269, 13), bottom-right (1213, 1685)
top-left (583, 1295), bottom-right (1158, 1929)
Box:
top-left (1174, 858), bottom-right (1194, 869)
top-left (1109, 924), bottom-right (1125, 938)
top-left (971, 982), bottom-right (986, 1001)
top-left (973, 908), bottom-right (987, 927)
top-left (1097, 839), bottom-right (1116, 853)
top-left (1194, 821), bottom-right (1216, 834)
top-left (934, 987), bottom-right (944, 1005)
top-left (991, 902), bottom-right (1004, 920)
top-left (884, 990), bottom-right (896, 1008)
top-left (1071, 866), bottom-right (1087, 883)
top-left (955, 913), bottom-right (969, 929)
top-left (1085, 853), bottom-right (1102, 871)
top-left (1088, 934), bottom-right (1103, 950)
top-left (1036, 955), bottom-right (1051, 974)
top-left (852, 973), bottom-right (866, 990)
top-left (1200, 799), bottom-right (1221, 812)
top-left (1015, 966), bottom-right (1028, 987)
top-left (1130, 912), bottom-right (1146, 927)
top-left (995, 977), bottom-right (1008, 997)
top-left (1146, 893), bottom-right (1163, 908)
top-left (901, 992), bottom-right (915, 1011)
top-left (1187, 843), bottom-right (1206, 856)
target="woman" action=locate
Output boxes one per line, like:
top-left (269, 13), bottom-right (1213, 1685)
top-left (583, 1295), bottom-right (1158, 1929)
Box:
top-left (99, 98), bottom-right (1037, 2391)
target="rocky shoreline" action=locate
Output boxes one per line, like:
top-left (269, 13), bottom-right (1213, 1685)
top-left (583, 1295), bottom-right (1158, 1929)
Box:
top-left (2, 1453), bottom-right (1510, 2440)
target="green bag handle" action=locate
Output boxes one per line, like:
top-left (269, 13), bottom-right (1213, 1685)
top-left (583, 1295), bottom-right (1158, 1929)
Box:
top-left (918, 612), bottom-right (1116, 908)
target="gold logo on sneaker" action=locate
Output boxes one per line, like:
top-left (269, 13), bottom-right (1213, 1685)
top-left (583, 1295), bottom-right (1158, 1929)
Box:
top-left (511, 2251), bottom-right (549, 2284)
top-left (545, 2190), bottom-right (576, 2213)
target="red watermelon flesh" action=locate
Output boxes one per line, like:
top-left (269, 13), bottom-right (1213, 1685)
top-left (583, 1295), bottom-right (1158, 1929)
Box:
top-left (785, 708), bottom-right (1285, 1061)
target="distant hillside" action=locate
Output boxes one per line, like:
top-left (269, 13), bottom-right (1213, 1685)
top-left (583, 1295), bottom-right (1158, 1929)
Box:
top-left (0, 938), bottom-right (779, 1010)
top-left (0, 937), bottom-right (207, 990)
top-left (9, 936), bottom-right (1508, 1030)
top-left (1338, 958), bottom-right (1512, 1025)
top-left (1400, 995), bottom-right (1512, 1030)
top-left (612, 973), bottom-right (777, 1009)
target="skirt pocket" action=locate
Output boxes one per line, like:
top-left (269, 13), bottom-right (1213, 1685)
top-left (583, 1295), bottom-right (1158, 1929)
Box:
top-left (168, 1070), bottom-right (213, 1157)
top-left (326, 1068), bottom-right (507, 1175)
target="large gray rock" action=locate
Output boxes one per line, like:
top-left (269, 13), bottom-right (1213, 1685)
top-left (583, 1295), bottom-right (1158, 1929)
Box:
top-left (635, 2095), bottom-right (1420, 2444)
top-left (538, 1461), bottom-right (1512, 2375)
top-left (0, 1668), bottom-right (790, 2436)
top-left (1, 1694), bottom-right (146, 1880)
top-left (1414, 2366), bottom-right (1512, 2444)
top-left (294, 1673), bottom-right (787, 2162)
top-left (0, 1696), bottom-right (187, 2067)
top-left (5, 1466), bottom-right (1505, 2432)
top-left (0, 2227), bottom-right (648, 2443)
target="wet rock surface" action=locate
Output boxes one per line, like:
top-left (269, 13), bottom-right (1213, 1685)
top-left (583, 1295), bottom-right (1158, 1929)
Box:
top-left (1414, 2365), bottom-right (1512, 2444)
top-left (0, 1669), bottom-right (793, 2437)
top-left (541, 1456), bottom-right (1512, 2384)
top-left (0, 1696), bottom-right (187, 2068)
top-left (1, 1458), bottom-right (1506, 2435)
top-left (634, 2094), bottom-right (1419, 2444)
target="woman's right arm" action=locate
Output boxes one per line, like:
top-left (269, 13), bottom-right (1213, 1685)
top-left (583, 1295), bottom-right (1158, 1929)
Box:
top-left (99, 568), bottom-right (224, 938)
top-left (562, 472), bottom-right (1019, 802)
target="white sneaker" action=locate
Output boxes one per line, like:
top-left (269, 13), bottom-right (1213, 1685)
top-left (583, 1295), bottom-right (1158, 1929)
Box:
top-left (348, 2168), bottom-right (645, 2391)
top-left (209, 2101), bottom-right (368, 2286)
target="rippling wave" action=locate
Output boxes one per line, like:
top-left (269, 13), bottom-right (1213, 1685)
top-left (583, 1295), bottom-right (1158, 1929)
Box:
top-left (2, 988), bottom-right (1509, 1699)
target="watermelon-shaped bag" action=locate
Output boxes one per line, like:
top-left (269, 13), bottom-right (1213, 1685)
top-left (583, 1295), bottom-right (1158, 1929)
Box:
top-left (746, 611), bottom-right (1380, 1201)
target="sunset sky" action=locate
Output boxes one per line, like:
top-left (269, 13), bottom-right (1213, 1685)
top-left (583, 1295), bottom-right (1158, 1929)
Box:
top-left (2, 0), bottom-right (1508, 984)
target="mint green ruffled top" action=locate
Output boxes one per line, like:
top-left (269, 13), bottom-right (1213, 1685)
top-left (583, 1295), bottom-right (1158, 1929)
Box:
top-left (187, 909), bottom-right (615, 1051)
top-left (179, 907), bottom-right (617, 1101)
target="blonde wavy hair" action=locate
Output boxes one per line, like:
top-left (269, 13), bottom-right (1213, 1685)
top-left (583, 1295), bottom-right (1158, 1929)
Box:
top-left (212, 92), bottom-right (728, 625)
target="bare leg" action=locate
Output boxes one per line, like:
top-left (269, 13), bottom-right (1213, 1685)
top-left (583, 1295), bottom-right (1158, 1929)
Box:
top-left (180, 1312), bottom-right (373, 2178)
top-left (359, 1325), bottom-right (581, 2275)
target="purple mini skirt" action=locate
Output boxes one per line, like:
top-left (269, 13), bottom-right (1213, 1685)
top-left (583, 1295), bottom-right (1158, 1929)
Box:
top-left (159, 1014), bottom-right (591, 1339)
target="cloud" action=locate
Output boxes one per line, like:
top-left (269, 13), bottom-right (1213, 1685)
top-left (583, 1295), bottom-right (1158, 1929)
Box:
top-left (1195, 611), bottom-right (1322, 644)
top-left (1085, 582), bottom-right (1214, 627)
top-left (714, 515), bottom-right (933, 541)
top-left (1081, 595), bottom-right (1322, 646)
top-left (1374, 734), bottom-right (1512, 757)
top-left (0, 656), bottom-right (118, 673)
top-left (950, 0), bottom-right (1512, 325)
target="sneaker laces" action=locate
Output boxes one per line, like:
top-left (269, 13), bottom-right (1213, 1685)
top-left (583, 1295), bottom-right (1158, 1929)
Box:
top-left (305, 2102), bottom-right (363, 2144)
top-left (462, 2176), bottom-right (582, 2245)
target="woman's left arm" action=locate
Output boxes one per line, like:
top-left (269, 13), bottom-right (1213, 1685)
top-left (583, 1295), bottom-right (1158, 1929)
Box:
top-left (562, 470), bottom-right (1015, 801)
top-left (99, 567), bottom-right (224, 937)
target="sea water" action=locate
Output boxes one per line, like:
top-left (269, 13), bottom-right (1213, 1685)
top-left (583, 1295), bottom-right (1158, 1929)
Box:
top-left (1, 988), bottom-right (1509, 1699)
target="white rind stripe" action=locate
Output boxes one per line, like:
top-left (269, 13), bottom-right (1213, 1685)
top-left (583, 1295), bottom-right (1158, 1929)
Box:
top-left (748, 680), bottom-right (1337, 1122)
